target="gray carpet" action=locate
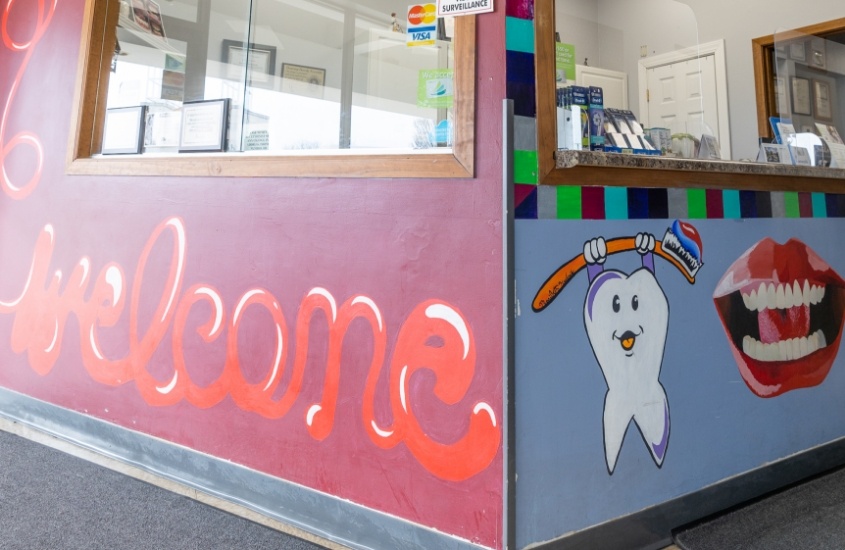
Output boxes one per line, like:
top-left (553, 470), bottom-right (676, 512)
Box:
top-left (0, 430), bottom-right (327, 550)
top-left (675, 466), bottom-right (845, 550)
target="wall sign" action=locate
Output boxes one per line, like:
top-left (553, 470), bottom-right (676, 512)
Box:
top-left (406, 4), bottom-right (437, 47)
top-left (417, 69), bottom-right (454, 108)
top-left (436, 0), bottom-right (493, 17)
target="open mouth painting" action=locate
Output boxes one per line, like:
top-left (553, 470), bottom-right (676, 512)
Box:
top-left (713, 238), bottom-right (845, 397)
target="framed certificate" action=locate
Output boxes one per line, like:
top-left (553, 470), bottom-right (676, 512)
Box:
top-left (813, 80), bottom-right (833, 120)
top-left (102, 106), bottom-right (146, 154)
top-left (281, 63), bottom-right (326, 98)
top-left (178, 98), bottom-right (230, 152)
top-left (222, 40), bottom-right (277, 87)
top-left (791, 77), bottom-right (812, 116)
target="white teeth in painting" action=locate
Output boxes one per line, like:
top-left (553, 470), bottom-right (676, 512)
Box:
top-left (741, 280), bottom-right (825, 312)
top-left (742, 329), bottom-right (828, 362)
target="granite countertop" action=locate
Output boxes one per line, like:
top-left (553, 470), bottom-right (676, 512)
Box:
top-left (555, 150), bottom-right (845, 180)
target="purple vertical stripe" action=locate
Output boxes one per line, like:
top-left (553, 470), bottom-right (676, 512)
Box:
top-left (506, 0), bottom-right (534, 19)
top-left (705, 189), bottom-right (723, 218)
top-left (798, 193), bottom-right (814, 217)
top-left (582, 187), bottom-right (605, 219)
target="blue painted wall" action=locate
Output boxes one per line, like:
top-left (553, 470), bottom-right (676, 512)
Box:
top-left (515, 217), bottom-right (845, 547)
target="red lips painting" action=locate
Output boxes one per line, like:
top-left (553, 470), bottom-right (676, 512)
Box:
top-left (713, 238), bottom-right (845, 397)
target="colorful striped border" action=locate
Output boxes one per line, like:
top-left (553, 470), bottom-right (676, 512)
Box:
top-left (505, 0), bottom-right (845, 221)
top-left (513, 185), bottom-right (843, 220)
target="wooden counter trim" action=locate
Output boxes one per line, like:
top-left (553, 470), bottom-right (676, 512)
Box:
top-left (67, 0), bottom-right (475, 180)
top-left (66, 150), bottom-right (472, 179)
top-left (543, 151), bottom-right (845, 192)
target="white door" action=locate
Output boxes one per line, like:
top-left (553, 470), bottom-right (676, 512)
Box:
top-left (638, 40), bottom-right (731, 159)
top-left (576, 65), bottom-right (628, 109)
top-left (645, 56), bottom-right (718, 138)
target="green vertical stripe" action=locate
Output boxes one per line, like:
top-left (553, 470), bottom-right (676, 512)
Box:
top-left (812, 192), bottom-right (827, 217)
top-left (722, 190), bottom-right (740, 219)
top-left (513, 150), bottom-right (538, 184)
top-left (604, 187), bottom-right (628, 219)
top-left (784, 192), bottom-right (800, 218)
top-left (557, 186), bottom-right (582, 219)
top-left (687, 189), bottom-right (707, 219)
top-left (505, 17), bottom-right (535, 54)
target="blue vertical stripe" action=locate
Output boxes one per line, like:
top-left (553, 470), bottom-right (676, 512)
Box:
top-left (812, 193), bottom-right (827, 217)
top-left (605, 187), bottom-right (628, 219)
top-left (722, 190), bottom-right (741, 219)
top-left (739, 191), bottom-right (757, 218)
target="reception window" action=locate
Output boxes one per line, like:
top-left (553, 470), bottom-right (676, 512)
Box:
top-left (69, 0), bottom-right (475, 178)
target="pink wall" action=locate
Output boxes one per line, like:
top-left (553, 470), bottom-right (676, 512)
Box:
top-left (0, 0), bottom-right (506, 548)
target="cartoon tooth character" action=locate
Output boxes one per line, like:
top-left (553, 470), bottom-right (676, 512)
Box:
top-left (583, 233), bottom-right (670, 474)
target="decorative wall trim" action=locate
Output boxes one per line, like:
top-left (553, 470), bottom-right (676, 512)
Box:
top-left (513, 185), bottom-right (843, 220)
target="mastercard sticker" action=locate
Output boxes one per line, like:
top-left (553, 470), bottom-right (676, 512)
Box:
top-left (406, 4), bottom-right (437, 47)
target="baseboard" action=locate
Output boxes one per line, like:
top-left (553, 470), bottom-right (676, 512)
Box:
top-left (0, 387), bottom-right (489, 550)
top-left (527, 437), bottom-right (845, 550)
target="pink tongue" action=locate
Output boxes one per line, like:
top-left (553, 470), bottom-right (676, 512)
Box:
top-left (758, 305), bottom-right (810, 343)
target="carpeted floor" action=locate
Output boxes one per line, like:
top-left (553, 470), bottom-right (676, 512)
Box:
top-left (0, 430), bottom-right (327, 550)
top-left (674, 466), bottom-right (845, 550)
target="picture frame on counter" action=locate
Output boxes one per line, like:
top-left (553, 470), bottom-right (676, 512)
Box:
top-left (788, 145), bottom-right (812, 166)
top-left (178, 98), bottom-right (230, 153)
top-left (791, 77), bottom-right (812, 116)
top-left (757, 143), bottom-right (791, 165)
top-left (101, 105), bottom-right (147, 155)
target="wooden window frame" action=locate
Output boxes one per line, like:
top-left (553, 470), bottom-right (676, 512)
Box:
top-left (752, 18), bottom-right (845, 141)
top-left (534, 0), bottom-right (845, 192)
top-left (66, 0), bottom-right (475, 179)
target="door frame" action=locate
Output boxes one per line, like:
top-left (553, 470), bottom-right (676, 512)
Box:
top-left (576, 65), bottom-right (629, 109)
top-left (637, 39), bottom-right (731, 159)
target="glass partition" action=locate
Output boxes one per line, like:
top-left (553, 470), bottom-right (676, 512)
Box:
top-left (102, 0), bottom-right (455, 155)
top-left (553, 0), bottom-right (720, 159)
top-left (772, 29), bottom-right (845, 167)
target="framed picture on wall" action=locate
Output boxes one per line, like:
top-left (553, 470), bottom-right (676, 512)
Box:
top-left (791, 77), bottom-right (812, 115)
top-left (809, 38), bottom-right (826, 70)
top-left (789, 40), bottom-right (806, 62)
top-left (813, 80), bottom-right (833, 120)
top-left (222, 40), bottom-right (277, 88)
top-left (773, 76), bottom-right (787, 115)
top-left (281, 63), bottom-right (326, 99)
